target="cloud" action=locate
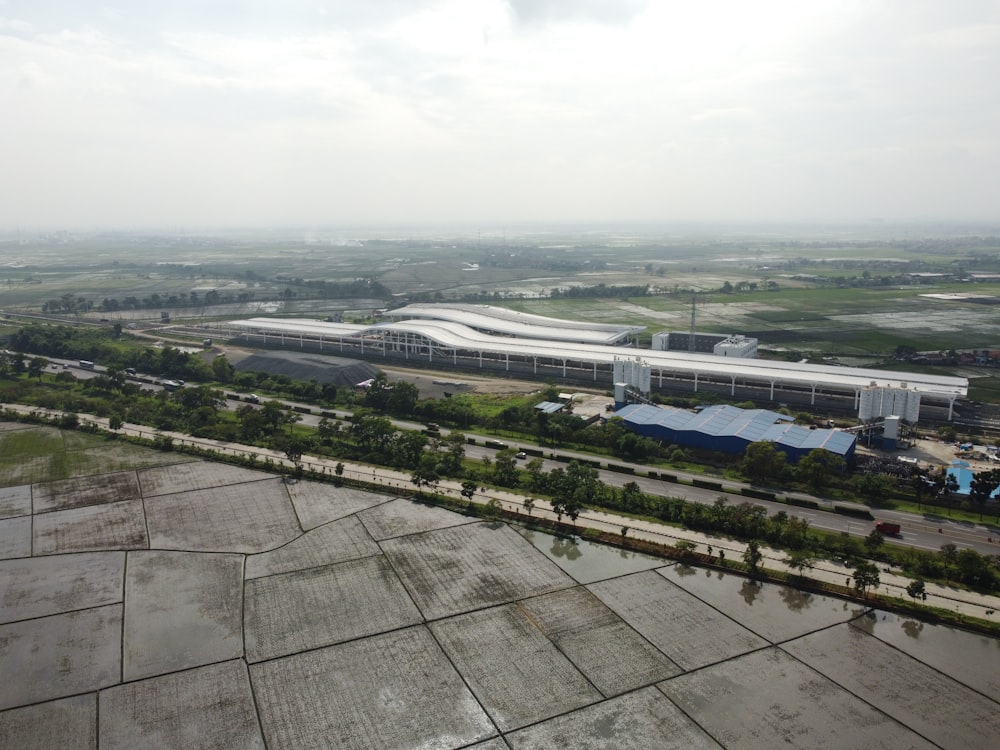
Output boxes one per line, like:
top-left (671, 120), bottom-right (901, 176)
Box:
top-left (0, 0), bottom-right (998, 227)
top-left (506, 0), bottom-right (647, 26)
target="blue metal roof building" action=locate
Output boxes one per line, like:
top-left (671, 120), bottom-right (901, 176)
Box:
top-left (614, 403), bottom-right (856, 463)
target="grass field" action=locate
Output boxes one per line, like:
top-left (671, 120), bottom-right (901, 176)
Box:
top-left (0, 424), bottom-right (195, 486)
top-left (4, 227), bottom-right (1000, 376)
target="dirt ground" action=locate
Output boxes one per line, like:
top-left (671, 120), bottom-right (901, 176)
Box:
top-left (863, 437), bottom-right (996, 472)
top-left (380, 366), bottom-right (551, 399)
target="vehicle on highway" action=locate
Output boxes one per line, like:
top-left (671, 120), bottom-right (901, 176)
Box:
top-left (516, 451), bottom-right (527, 459)
top-left (875, 521), bottom-right (901, 536)
top-left (79, 360), bottom-right (95, 369)
top-left (244, 393), bottom-right (261, 404)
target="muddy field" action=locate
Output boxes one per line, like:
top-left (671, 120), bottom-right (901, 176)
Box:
top-left (2, 440), bottom-right (999, 748)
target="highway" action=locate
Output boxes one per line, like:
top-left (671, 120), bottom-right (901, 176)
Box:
top-left (15, 356), bottom-right (1000, 557)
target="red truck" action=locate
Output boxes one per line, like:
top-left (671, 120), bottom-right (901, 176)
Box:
top-left (875, 521), bottom-right (901, 536)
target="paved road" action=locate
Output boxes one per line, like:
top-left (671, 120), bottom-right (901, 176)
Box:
top-left (15, 361), bottom-right (1000, 554)
top-left (5, 403), bottom-right (997, 623)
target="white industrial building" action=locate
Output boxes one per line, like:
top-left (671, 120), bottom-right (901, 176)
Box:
top-left (858, 384), bottom-right (922, 423)
top-left (713, 335), bottom-right (757, 358)
top-left (222, 305), bottom-right (968, 420)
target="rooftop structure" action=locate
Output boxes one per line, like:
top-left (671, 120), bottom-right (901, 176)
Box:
top-left (225, 317), bottom-right (968, 419)
top-left (713, 335), bottom-right (757, 359)
top-left (384, 303), bottom-right (645, 346)
top-left (615, 403), bottom-right (857, 463)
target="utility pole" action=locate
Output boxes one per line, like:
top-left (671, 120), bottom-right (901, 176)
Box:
top-left (689, 293), bottom-right (697, 352)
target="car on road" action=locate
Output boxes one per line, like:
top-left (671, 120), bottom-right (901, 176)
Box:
top-left (516, 451), bottom-right (527, 459)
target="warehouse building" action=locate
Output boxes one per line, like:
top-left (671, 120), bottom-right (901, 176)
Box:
top-left (614, 403), bottom-right (857, 464)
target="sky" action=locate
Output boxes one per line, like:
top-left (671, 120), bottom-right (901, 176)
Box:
top-left (1, 0), bottom-right (999, 229)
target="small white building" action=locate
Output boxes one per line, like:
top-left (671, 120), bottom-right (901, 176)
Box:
top-left (713, 335), bottom-right (757, 358)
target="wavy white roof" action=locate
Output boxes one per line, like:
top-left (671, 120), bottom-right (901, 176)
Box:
top-left (383, 303), bottom-right (645, 345)
top-left (228, 317), bottom-right (967, 401)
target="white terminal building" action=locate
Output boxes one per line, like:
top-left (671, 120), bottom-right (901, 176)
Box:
top-left (222, 303), bottom-right (968, 421)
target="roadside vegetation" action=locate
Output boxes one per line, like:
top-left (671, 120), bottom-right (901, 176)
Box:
top-left (3, 324), bottom-right (999, 606)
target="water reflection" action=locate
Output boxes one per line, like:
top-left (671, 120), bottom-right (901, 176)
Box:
top-left (518, 528), bottom-right (667, 584)
top-left (674, 563), bottom-right (696, 578)
top-left (778, 586), bottom-right (811, 612)
top-left (549, 535), bottom-right (582, 561)
top-left (740, 580), bottom-right (761, 606)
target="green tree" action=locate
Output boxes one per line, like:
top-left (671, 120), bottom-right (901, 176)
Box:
top-left (280, 436), bottom-right (306, 475)
top-left (411, 454), bottom-right (440, 493)
top-left (796, 449), bottom-right (845, 491)
top-left (550, 461), bottom-right (598, 529)
top-left (386, 380), bottom-right (419, 416)
top-left (864, 529), bottom-right (885, 556)
top-left (852, 473), bottom-right (893, 500)
top-left (619, 481), bottom-right (645, 513)
top-left (491, 448), bottom-right (519, 488)
top-left (741, 441), bottom-right (787, 483)
top-left (317, 417), bottom-right (340, 444)
top-left (352, 414), bottom-right (395, 454)
top-left (524, 458), bottom-right (546, 492)
top-left (939, 542), bottom-right (958, 564)
top-left (906, 579), bottom-right (927, 602)
top-left (784, 550), bottom-right (816, 579)
top-left (363, 373), bottom-right (393, 413)
top-left (211, 355), bottom-right (234, 383)
top-left (743, 540), bottom-right (763, 578)
top-left (259, 400), bottom-right (286, 434)
top-left (523, 497), bottom-right (535, 516)
top-left (321, 382), bottom-right (338, 404)
top-left (460, 480), bottom-right (478, 505)
top-left (852, 561), bottom-right (880, 598)
top-left (391, 431), bottom-right (428, 469)
top-left (968, 469), bottom-right (1000, 521)
top-left (955, 548), bottom-right (991, 586)
top-left (27, 356), bottom-right (48, 380)
top-left (439, 431), bottom-right (467, 474)
top-left (236, 404), bottom-right (267, 441)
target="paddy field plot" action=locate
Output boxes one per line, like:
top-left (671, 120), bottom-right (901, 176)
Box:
top-left (658, 647), bottom-right (935, 750)
top-left (2, 429), bottom-right (999, 748)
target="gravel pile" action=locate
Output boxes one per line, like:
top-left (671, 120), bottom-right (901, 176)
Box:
top-left (234, 351), bottom-right (381, 387)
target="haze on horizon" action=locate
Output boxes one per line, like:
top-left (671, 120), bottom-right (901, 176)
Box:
top-left (1, 0), bottom-right (998, 231)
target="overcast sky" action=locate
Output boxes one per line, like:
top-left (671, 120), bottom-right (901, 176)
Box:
top-left (2, 1), bottom-right (998, 229)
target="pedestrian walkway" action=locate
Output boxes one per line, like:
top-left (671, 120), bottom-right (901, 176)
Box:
top-left (4, 404), bottom-right (998, 624)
